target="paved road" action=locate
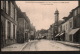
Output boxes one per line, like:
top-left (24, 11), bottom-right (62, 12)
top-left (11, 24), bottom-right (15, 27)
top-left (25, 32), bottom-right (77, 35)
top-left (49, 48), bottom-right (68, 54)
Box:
top-left (21, 40), bottom-right (38, 51)
top-left (22, 39), bottom-right (80, 51)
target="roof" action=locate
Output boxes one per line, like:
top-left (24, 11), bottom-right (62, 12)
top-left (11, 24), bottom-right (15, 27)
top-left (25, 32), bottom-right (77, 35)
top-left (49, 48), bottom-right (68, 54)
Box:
top-left (72, 6), bottom-right (80, 12)
top-left (63, 11), bottom-right (73, 21)
top-left (22, 12), bottom-right (30, 23)
top-left (58, 20), bottom-right (64, 26)
top-left (62, 5), bottom-right (79, 22)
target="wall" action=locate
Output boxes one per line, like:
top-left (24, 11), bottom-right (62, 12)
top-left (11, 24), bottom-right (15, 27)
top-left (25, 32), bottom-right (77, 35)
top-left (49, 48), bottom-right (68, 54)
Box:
top-left (1, 15), bottom-right (6, 47)
top-left (62, 17), bottom-right (73, 41)
top-left (1, 1), bottom-right (18, 47)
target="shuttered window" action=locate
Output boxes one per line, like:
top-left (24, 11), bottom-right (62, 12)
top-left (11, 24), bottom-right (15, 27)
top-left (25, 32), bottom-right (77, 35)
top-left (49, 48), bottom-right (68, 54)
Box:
top-left (6, 1), bottom-right (8, 14)
top-left (7, 21), bottom-right (11, 39)
top-left (10, 2), bottom-right (14, 19)
top-left (3, 1), bottom-right (6, 12)
top-left (13, 25), bottom-right (15, 39)
top-left (1, 1), bottom-right (4, 9)
top-left (15, 8), bottom-right (17, 21)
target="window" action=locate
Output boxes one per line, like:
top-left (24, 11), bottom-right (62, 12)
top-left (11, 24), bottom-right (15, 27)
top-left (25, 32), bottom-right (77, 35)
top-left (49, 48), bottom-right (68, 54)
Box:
top-left (70, 21), bottom-right (72, 28)
top-left (13, 4), bottom-right (15, 19)
top-left (7, 21), bottom-right (11, 39)
top-left (64, 25), bottom-right (66, 30)
top-left (6, 1), bottom-right (8, 14)
top-left (74, 10), bottom-right (77, 16)
top-left (14, 8), bottom-right (17, 21)
top-left (3, 1), bottom-right (6, 12)
top-left (60, 26), bottom-right (62, 31)
top-left (69, 35), bottom-right (72, 41)
top-left (8, 1), bottom-right (10, 15)
top-left (13, 25), bottom-right (15, 39)
top-left (25, 22), bottom-right (27, 29)
top-left (62, 25), bottom-right (65, 31)
top-left (55, 31), bottom-right (56, 34)
top-left (10, 2), bottom-right (12, 17)
top-left (66, 24), bottom-right (67, 30)
top-left (10, 2), bottom-right (14, 19)
top-left (1, 1), bottom-right (4, 9)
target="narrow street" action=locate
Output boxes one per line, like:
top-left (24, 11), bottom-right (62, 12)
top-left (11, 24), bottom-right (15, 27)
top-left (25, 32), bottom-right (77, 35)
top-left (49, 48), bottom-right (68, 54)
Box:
top-left (21, 40), bottom-right (39, 51)
top-left (1, 1), bottom-right (80, 52)
top-left (1, 39), bottom-right (80, 51)
top-left (22, 39), bottom-right (80, 51)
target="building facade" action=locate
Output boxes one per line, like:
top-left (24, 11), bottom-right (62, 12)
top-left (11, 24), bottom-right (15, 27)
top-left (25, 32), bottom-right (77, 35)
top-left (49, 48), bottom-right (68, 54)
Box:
top-left (47, 25), bottom-right (53, 40)
top-left (29, 24), bottom-right (36, 40)
top-left (47, 28), bottom-right (52, 40)
top-left (69, 6), bottom-right (80, 43)
top-left (58, 2), bottom-right (80, 43)
top-left (1, 1), bottom-right (17, 48)
top-left (1, 1), bottom-right (32, 47)
top-left (62, 16), bottom-right (74, 42)
top-left (17, 9), bottom-right (31, 43)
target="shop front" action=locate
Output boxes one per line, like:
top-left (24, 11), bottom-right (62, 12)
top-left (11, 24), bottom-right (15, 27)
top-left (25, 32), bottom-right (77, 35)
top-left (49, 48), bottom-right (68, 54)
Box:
top-left (69, 28), bottom-right (80, 43)
top-left (59, 32), bottom-right (65, 41)
top-left (55, 33), bottom-right (60, 41)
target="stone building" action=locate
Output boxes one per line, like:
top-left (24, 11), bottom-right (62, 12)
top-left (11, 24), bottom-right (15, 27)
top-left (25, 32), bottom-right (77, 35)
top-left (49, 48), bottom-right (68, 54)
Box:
top-left (1, 1), bottom-right (32, 47)
top-left (54, 20), bottom-right (63, 40)
top-left (62, 14), bottom-right (74, 42)
top-left (29, 24), bottom-right (36, 40)
top-left (47, 25), bottom-right (53, 40)
top-left (58, 1), bottom-right (80, 43)
top-left (68, 5), bottom-right (80, 43)
top-left (58, 21), bottom-right (65, 41)
top-left (17, 7), bottom-right (31, 43)
top-left (47, 27), bottom-right (52, 40)
top-left (1, 1), bottom-right (17, 48)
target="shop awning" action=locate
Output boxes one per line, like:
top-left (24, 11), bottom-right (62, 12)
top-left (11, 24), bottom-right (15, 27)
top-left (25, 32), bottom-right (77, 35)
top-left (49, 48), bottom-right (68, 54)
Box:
top-left (69, 28), bottom-right (80, 35)
top-left (55, 33), bottom-right (60, 37)
top-left (59, 32), bottom-right (64, 36)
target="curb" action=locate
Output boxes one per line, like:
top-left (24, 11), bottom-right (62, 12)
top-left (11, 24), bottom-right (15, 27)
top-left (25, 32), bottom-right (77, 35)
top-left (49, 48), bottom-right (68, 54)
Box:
top-left (20, 42), bottom-right (28, 51)
top-left (56, 41), bottom-right (80, 49)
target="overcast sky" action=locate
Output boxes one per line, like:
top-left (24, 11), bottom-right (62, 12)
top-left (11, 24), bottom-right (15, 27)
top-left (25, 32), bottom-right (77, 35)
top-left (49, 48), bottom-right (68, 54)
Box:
top-left (16, 1), bottom-right (78, 31)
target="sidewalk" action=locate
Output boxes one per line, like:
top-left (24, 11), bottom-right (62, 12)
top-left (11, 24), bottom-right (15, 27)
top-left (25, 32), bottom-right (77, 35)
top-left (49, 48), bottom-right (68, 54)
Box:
top-left (1, 42), bottom-right (28, 51)
top-left (56, 41), bottom-right (80, 49)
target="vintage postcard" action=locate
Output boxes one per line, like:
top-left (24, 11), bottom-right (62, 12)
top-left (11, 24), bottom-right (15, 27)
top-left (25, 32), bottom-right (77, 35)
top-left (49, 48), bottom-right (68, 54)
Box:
top-left (1, 0), bottom-right (80, 51)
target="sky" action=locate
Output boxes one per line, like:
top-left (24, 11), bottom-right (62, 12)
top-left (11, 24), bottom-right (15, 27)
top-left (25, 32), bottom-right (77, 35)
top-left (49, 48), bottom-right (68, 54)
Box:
top-left (16, 1), bottom-right (78, 31)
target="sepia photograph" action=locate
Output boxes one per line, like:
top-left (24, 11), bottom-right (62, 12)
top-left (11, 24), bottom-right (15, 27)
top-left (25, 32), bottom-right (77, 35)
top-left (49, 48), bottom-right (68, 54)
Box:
top-left (1, 0), bottom-right (80, 51)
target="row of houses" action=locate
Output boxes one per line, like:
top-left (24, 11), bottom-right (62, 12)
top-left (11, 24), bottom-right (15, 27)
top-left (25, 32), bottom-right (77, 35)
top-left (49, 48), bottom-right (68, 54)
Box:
top-left (1, 1), bottom-right (36, 48)
top-left (48, 1), bottom-right (80, 43)
top-left (57, 5), bottom-right (80, 42)
top-left (35, 29), bottom-right (48, 39)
